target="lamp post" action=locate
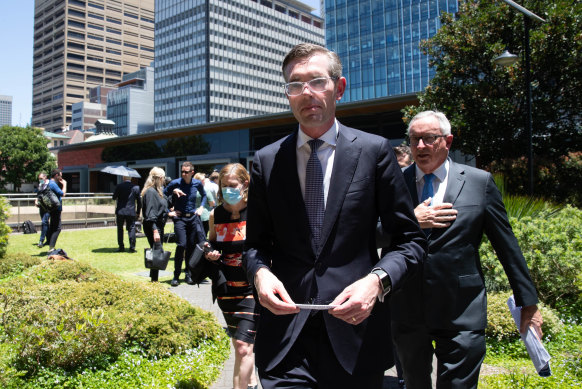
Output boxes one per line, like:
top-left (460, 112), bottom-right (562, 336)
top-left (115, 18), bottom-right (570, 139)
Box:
top-left (493, 0), bottom-right (545, 196)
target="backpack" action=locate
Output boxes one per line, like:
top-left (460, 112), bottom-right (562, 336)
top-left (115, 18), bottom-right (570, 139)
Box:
top-left (38, 186), bottom-right (60, 212)
top-left (22, 220), bottom-right (37, 234)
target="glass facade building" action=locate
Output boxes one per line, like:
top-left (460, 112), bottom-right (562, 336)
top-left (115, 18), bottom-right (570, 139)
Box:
top-left (325, 0), bottom-right (458, 102)
top-left (107, 66), bottom-right (155, 136)
top-left (154, 0), bottom-right (325, 131)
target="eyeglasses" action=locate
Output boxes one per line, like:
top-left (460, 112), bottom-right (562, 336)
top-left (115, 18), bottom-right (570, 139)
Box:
top-left (181, 170), bottom-right (192, 174)
top-left (283, 77), bottom-right (338, 96)
top-left (408, 135), bottom-right (447, 146)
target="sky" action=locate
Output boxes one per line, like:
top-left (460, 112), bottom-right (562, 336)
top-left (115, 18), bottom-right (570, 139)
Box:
top-left (0, 1), bottom-right (320, 128)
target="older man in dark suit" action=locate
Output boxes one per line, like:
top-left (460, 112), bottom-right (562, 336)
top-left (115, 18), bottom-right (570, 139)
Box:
top-left (390, 110), bottom-right (543, 389)
top-left (113, 176), bottom-right (141, 253)
top-left (244, 43), bottom-right (426, 389)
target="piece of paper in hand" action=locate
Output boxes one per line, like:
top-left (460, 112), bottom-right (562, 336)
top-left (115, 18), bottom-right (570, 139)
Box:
top-left (507, 295), bottom-right (552, 377)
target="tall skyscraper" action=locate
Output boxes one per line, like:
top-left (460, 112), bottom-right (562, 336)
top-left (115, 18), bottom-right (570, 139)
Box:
top-left (0, 95), bottom-right (12, 126)
top-left (325, 0), bottom-right (458, 102)
top-left (154, 0), bottom-right (325, 131)
top-left (32, 0), bottom-right (155, 133)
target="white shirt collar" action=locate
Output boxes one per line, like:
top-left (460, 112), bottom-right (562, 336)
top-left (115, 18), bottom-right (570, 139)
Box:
top-left (297, 119), bottom-right (338, 150)
top-left (415, 158), bottom-right (449, 183)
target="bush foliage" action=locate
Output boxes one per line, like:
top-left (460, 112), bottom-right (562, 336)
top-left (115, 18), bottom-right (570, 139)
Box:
top-left (486, 291), bottom-right (563, 342)
top-left (0, 258), bottom-right (229, 386)
top-left (481, 206), bottom-right (582, 309)
top-left (0, 196), bottom-right (11, 258)
top-left (0, 253), bottom-right (42, 280)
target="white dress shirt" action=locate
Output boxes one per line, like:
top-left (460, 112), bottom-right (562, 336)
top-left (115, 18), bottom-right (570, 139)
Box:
top-left (296, 120), bottom-right (338, 208)
top-left (415, 158), bottom-right (450, 205)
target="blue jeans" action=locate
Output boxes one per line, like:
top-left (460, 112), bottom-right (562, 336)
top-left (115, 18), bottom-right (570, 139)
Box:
top-left (39, 209), bottom-right (50, 244)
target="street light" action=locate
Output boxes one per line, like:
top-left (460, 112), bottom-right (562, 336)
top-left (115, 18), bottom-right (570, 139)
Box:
top-left (493, 0), bottom-right (545, 196)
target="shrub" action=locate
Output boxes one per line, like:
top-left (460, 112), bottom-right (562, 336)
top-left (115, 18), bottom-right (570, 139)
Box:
top-left (0, 259), bottom-right (228, 376)
top-left (486, 291), bottom-right (564, 342)
top-left (0, 196), bottom-right (11, 258)
top-left (480, 206), bottom-right (582, 310)
top-left (0, 253), bottom-right (42, 280)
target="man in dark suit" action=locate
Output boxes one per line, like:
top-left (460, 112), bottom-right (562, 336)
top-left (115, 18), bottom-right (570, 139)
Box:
top-left (390, 110), bottom-right (543, 389)
top-left (244, 43), bottom-right (426, 389)
top-left (113, 176), bottom-right (141, 253)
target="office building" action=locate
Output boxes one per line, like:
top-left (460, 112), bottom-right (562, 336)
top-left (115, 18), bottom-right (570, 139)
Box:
top-left (0, 95), bottom-right (12, 126)
top-left (71, 85), bottom-right (116, 131)
top-left (107, 65), bottom-right (154, 136)
top-left (154, 0), bottom-right (325, 131)
top-left (325, 0), bottom-right (458, 102)
top-left (32, 0), bottom-right (155, 133)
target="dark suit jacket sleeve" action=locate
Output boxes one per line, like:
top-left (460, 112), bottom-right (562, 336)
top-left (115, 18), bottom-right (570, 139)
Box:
top-left (133, 185), bottom-right (142, 216)
top-left (374, 138), bottom-right (427, 290)
top-left (483, 174), bottom-right (538, 307)
top-left (244, 150), bottom-right (272, 285)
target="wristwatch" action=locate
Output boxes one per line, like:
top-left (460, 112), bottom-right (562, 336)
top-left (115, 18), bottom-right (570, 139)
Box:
top-left (371, 267), bottom-right (392, 302)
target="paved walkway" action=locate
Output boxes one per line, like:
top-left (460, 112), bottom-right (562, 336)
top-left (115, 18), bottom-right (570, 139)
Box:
top-left (170, 280), bottom-right (413, 389)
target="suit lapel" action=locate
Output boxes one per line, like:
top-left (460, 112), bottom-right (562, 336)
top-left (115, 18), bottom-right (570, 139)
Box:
top-left (403, 165), bottom-right (418, 206)
top-left (276, 132), bottom-right (309, 227)
top-left (318, 125), bottom-right (360, 255)
top-left (443, 160), bottom-right (465, 205)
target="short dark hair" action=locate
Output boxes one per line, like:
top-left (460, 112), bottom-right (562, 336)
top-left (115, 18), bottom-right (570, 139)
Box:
top-left (181, 161), bottom-right (194, 171)
top-left (282, 43), bottom-right (342, 82)
top-left (51, 169), bottom-right (62, 178)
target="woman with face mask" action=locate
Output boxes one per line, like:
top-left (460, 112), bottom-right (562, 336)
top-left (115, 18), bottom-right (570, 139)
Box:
top-left (205, 163), bottom-right (258, 389)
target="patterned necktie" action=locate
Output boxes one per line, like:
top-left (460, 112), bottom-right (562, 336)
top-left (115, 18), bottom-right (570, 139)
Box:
top-left (305, 139), bottom-right (325, 247)
top-left (421, 173), bottom-right (435, 205)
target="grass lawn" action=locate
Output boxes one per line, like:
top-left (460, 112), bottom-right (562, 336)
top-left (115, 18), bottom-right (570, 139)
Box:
top-left (7, 225), bottom-right (177, 283)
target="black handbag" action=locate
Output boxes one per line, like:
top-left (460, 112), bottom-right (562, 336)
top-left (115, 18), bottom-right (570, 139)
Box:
top-left (144, 246), bottom-right (171, 270)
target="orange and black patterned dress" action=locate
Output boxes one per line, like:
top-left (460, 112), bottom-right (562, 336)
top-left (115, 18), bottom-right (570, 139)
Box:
top-left (212, 205), bottom-right (258, 343)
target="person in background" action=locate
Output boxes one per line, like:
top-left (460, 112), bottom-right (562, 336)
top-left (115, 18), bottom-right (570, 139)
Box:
top-left (206, 171), bottom-right (220, 205)
top-left (46, 169), bottom-right (66, 251)
top-left (164, 161), bottom-right (207, 286)
top-left (194, 172), bottom-right (215, 236)
top-left (390, 110), bottom-right (543, 389)
top-left (394, 145), bottom-right (413, 169)
top-left (205, 163), bottom-right (258, 389)
top-left (112, 176), bottom-right (141, 253)
top-left (141, 167), bottom-right (174, 282)
top-left (35, 172), bottom-right (51, 248)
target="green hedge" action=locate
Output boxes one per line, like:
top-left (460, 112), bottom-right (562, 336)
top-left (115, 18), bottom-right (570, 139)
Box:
top-left (486, 291), bottom-right (563, 342)
top-left (480, 206), bottom-right (582, 310)
top-left (0, 196), bottom-right (11, 258)
top-left (0, 258), bottom-right (230, 387)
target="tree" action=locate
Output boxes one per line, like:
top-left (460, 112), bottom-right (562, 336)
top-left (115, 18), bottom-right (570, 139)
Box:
top-left (0, 126), bottom-right (57, 192)
top-left (404, 0), bottom-right (581, 169)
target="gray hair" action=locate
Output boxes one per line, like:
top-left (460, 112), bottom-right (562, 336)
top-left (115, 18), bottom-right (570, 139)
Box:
top-left (407, 110), bottom-right (451, 136)
top-left (282, 43), bottom-right (342, 82)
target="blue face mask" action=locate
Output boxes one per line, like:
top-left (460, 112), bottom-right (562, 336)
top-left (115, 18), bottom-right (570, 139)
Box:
top-left (222, 187), bottom-right (243, 205)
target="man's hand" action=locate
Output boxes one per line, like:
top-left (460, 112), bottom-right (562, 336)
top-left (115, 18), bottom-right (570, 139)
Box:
top-left (414, 199), bottom-right (457, 229)
top-left (173, 188), bottom-right (186, 198)
top-left (520, 305), bottom-right (543, 338)
top-left (329, 274), bottom-right (381, 325)
top-left (153, 229), bottom-right (160, 242)
top-left (254, 268), bottom-right (299, 315)
top-left (196, 207), bottom-right (204, 216)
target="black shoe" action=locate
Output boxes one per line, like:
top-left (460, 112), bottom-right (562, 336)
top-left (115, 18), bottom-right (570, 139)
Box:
top-left (127, 248), bottom-right (137, 253)
top-left (117, 247), bottom-right (125, 252)
top-left (184, 275), bottom-right (194, 285)
top-left (38, 242), bottom-right (44, 248)
top-left (170, 278), bottom-right (179, 287)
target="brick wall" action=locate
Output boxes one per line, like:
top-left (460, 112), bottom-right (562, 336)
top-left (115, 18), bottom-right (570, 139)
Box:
top-left (58, 147), bottom-right (105, 168)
